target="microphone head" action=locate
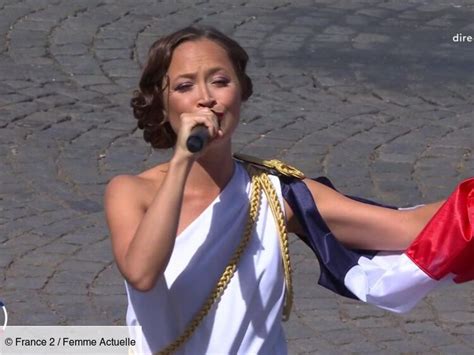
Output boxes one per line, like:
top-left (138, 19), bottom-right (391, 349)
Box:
top-left (186, 125), bottom-right (209, 153)
top-left (186, 136), bottom-right (204, 153)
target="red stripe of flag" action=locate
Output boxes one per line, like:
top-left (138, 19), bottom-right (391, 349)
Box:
top-left (406, 178), bottom-right (474, 283)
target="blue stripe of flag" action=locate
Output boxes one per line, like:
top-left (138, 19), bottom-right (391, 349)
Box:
top-left (280, 176), bottom-right (395, 299)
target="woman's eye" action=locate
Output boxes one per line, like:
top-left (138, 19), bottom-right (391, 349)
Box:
top-left (174, 83), bottom-right (193, 92)
top-left (213, 78), bottom-right (230, 86)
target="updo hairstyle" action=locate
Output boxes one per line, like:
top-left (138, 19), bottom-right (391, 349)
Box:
top-left (131, 26), bottom-right (253, 149)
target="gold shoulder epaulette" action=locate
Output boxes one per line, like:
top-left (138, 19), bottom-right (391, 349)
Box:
top-left (233, 153), bottom-right (305, 180)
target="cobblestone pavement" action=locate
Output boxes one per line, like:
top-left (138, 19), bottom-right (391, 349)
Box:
top-left (1, 0), bottom-right (473, 353)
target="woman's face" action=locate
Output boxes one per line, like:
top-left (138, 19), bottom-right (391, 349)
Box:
top-left (163, 39), bottom-right (242, 146)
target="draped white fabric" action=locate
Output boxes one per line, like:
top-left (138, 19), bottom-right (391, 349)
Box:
top-left (344, 251), bottom-right (455, 313)
top-left (125, 163), bottom-right (287, 355)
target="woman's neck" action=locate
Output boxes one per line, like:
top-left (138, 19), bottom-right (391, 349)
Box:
top-left (185, 144), bottom-right (235, 194)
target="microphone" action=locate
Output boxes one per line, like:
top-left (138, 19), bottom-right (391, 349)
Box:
top-left (186, 125), bottom-right (210, 153)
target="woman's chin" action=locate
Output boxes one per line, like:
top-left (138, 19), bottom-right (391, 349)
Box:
top-left (206, 134), bottom-right (231, 151)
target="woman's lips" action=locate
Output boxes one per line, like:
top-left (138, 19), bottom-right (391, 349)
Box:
top-left (210, 110), bottom-right (224, 129)
top-left (210, 109), bottom-right (224, 119)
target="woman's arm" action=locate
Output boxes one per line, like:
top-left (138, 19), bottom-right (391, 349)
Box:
top-left (285, 178), bottom-right (444, 251)
top-left (105, 109), bottom-right (221, 292)
top-left (104, 158), bottom-right (193, 292)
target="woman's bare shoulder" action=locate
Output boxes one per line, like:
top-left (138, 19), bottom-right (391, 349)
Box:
top-left (105, 163), bottom-right (169, 209)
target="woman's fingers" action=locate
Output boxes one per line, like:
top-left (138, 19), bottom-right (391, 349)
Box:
top-left (181, 110), bottom-right (218, 137)
top-left (176, 110), bottom-right (220, 154)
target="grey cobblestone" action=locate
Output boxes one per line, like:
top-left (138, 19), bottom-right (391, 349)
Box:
top-left (0, 0), bottom-right (473, 353)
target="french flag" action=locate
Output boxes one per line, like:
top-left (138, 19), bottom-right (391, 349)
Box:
top-left (281, 176), bottom-right (474, 313)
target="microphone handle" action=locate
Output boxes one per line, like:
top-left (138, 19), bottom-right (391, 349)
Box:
top-left (186, 125), bottom-right (210, 153)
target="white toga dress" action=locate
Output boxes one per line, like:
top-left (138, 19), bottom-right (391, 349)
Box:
top-left (125, 162), bottom-right (288, 355)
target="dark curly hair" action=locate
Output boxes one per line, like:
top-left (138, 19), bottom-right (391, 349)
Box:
top-left (131, 26), bottom-right (253, 149)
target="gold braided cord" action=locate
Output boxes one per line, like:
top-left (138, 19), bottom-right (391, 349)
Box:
top-left (256, 173), bottom-right (293, 321)
top-left (156, 168), bottom-right (262, 355)
top-left (233, 153), bottom-right (305, 180)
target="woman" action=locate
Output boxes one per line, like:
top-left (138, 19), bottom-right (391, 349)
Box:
top-left (104, 26), bottom-right (472, 354)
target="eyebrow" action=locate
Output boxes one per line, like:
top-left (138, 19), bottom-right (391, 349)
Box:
top-left (170, 67), bottom-right (230, 82)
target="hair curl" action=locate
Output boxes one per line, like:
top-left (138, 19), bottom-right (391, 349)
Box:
top-left (131, 26), bottom-right (253, 149)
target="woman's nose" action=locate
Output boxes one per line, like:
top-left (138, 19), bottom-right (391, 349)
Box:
top-left (197, 85), bottom-right (216, 108)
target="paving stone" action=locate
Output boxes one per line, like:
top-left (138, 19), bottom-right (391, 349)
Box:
top-left (91, 294), bottom-right (127, 323)
top-left (5, 275), bottom-right (49, 290)
top-left (5, 298), bottom-right (64, 325)
top-left (72, 239), bottom-right (114, 263)
top-left (434, 343), bottom-right (474, 355)
top-left (416, 330), bottom-right (460, 347)
top-left (380, 338), bottom-right (429, 353)
top-left (13, 310), bottom-right (65, 325)
top-left (288, 336), bottom-right (335, 353)
top-left (362, 327), bottom-right (406, 342)
top-left (283, 317), bottom-right (319, 340)
top-left (339, 340), bottom-right (382, 353)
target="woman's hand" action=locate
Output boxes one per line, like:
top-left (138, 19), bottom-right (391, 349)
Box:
top-left (173, 108), bottom-right (223, 161)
